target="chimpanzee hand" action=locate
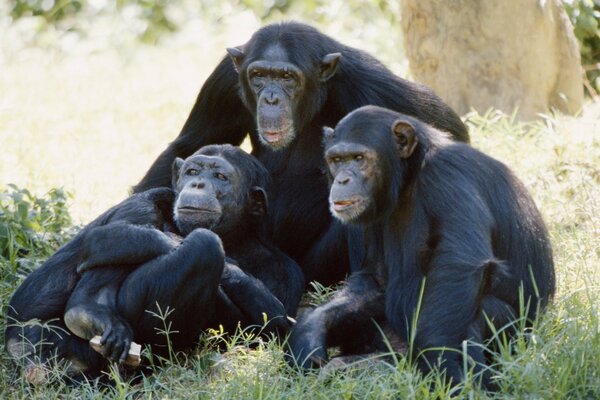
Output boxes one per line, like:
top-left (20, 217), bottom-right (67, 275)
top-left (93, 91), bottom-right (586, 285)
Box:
top-left (64, 305), bottom-right (134, 363)
top-left (287, 272), bottom-right (386, 370)
top-left (221, 262), bottom-right (293, 337)
top-left (96, 314), bottom-right (134, 363)
top-left (287, 307), bottom-right (328, 369)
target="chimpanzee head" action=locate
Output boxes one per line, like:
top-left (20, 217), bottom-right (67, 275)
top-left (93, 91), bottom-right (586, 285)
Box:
top-left (323, 106), bottom-right (434, 225)
top-left (226, 22), bottom-right (341, 150)
top-left (171, 144), bottom-right (269, 238)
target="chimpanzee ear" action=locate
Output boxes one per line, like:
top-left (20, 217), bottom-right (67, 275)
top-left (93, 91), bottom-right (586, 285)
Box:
top-left (322, 126), bottom-right (335, 140)
top-left (319, 53), bottom-right (342, 82)
top-left (249, 186), bottom-right (268, 216)
top-left (171, 157), bottom-right (185, 189)
top-left (392, 119), bottom-right (418, 159)
top-left (226, 46), bottom-right (245, 73)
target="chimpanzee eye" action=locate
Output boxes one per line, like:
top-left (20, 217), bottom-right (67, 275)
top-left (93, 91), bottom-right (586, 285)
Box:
top-left (282, 72), bottom-right (293, 80)
top-left (252, 70), bottom-right (263, 78)
top-left (186, 169), bottom-right (199, 176)
top-left (354, 154), bottom-right (364, 161)
top-left (215, 172), bottom-right (228, 181)
top-left (332, 156), bottom-right (342, 164)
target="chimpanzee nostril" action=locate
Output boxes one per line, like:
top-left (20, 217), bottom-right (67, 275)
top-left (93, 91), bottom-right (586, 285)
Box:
top-left (337, 176), bottom-right (350, 185)
top-left (265, 92), bottom-right (279, 105)
top-left (192, 181), bottom-right (206, 189)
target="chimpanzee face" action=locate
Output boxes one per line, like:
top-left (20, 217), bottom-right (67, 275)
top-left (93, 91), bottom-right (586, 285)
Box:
top-left (227, 39), bottom-right (341, 150)
top-left (325, 141), bottom-right (381, 224)
top-left (172, 154), bottom-right (245, 237)
top-left (244, 45), bottom-right (303, 150)
top-left (323, 107), bottom-right (419, 225)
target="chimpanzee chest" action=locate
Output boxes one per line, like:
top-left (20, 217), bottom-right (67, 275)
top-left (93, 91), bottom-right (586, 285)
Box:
top-left (265, 165), bottom-right (330, 261)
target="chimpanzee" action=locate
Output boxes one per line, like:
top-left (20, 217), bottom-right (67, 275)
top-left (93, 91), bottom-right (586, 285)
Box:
top-left (6, 188), bottom-right (177, 377)
top-left (133, 22), bottom-right (469, 286)
top-left (6, 145), bottom-right (301, 378)
top-left (288, 106), bottom-right (555, 388)
top-left (169, 144), bottom-right (304, 314)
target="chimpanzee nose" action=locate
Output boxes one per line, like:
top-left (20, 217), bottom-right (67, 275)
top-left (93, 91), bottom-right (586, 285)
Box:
top-left (191, 181), bottom-right (206, 189)
top-left (336, 176), bottom-right (350, 185)
top-left (265, 92), bottom-right (279, 105)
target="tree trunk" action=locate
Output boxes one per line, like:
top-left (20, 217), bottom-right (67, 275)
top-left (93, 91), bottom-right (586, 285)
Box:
top-left (400, 0), bottom-right (584, 119)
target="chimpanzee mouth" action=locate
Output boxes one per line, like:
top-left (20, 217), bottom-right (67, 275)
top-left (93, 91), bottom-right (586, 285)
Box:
top-left (262, 130), bottom-right (286, 143)
top-left (329, 197), bottom-right (368, 224)
top-left (257, 120), bottom-right (295, 149)
top-left (332, 198), bottom-right (362, 212)
top-left (177, 206), bottom-right (219, 214)
top-left (176, 207), bottom-right (222, 234)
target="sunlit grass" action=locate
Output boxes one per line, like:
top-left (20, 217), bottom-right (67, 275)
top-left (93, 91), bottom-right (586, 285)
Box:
top-left (0, 44), bottom-right (216, 223)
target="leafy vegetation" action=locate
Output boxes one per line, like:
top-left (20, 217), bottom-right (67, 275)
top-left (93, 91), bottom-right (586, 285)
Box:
top-left (0, 185), bottom-right (74, 299)
top-left (564, 0), bottom-right (600, 95)
top-left (7, 0), bottom-right (177, 43)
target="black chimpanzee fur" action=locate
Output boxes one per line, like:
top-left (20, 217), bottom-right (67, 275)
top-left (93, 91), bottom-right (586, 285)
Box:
top-left (288, 106), bottom-right (555, 388)
top-left (133, 22), bottom-right (469, 286)
top-left (6, 145), bottom-right (300, 378)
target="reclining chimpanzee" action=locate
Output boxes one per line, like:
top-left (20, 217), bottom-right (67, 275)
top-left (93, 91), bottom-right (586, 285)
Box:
top-left (288, 106), bottom-right (555, 388)
top-left (6, 144), bottom-right (302, 379)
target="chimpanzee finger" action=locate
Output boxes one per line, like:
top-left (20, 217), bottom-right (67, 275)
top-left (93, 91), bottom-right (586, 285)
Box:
top-left (119, 338), bottom-right (131, 364)
top-left (100, 326), bottom-right (112, 345)
top-left (109, 334), bottom-right (123, 362)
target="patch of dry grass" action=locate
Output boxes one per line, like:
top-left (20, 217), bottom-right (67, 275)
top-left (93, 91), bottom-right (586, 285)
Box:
top-left (0, 42), bottom-right (215, 222)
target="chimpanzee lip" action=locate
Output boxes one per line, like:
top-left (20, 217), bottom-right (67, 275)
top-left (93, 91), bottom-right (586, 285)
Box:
top-left (262, 130), bottom-right (286, 143)
top-left (332, 198), bottom-right (361, 211)
top-left (177, 207), bottom-right (219, 214)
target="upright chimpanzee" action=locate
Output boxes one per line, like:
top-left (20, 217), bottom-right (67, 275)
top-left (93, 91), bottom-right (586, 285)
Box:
top-left (288, 106), bottom-right (555, 387)
top-left (6, 145), bottom-right (300, 378)
top-left (133, 22), bottom-right (469, 285)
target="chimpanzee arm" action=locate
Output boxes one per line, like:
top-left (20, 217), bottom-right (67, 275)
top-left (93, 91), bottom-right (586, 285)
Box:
top-left (108, 229), bottom-right (225, 351)
top-left (64, 267), bottom-right (134, 363)
top-left (409, 180), bottom-right (498, 385)
top-left (133, 57), bottom-right (254, 192)
top-left (77, 223), bottom-right (179, 274)
top-left (239, 245), bottom-right (305, 317)
top-left (288, 271), bottom-right (385, 368)
top-left (300, 221), bottom-right (351, 287)
top-left (220, 262), bottom-right (292, 337)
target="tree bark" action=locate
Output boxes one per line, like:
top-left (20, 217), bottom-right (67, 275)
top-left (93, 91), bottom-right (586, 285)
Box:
top-left (400, 0), bottom-right (584, 119)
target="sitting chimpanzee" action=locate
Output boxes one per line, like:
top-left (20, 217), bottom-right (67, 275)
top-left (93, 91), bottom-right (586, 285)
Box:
top-left (133, 22), bottom-right (470, 287)
top-left (6, 144), bottom-right (302, 379)
top-left (288, 106), bottom-right (555, 388)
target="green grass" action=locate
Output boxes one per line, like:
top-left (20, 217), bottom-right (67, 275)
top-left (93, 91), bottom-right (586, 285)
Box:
top-left (1, 24), bottom-right (599, 399)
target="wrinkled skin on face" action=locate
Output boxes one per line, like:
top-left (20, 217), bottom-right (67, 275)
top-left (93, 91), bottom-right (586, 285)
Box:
top-left (227, 44), bottom-right (341, 150)
top-left (323, 116), bottom-right (418, 225)
top-left (325, 142), bottom-right (380, 224)
top-left (172, 154), bottom-right (246, 236)
top-left (245, 50), bottom-right (300, 150)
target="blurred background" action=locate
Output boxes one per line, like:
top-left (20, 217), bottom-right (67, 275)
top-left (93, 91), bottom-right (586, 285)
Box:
top-left (0, 0), bottom-right (598, 222)
top-left (1, 1), bottom-right (412, 222)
